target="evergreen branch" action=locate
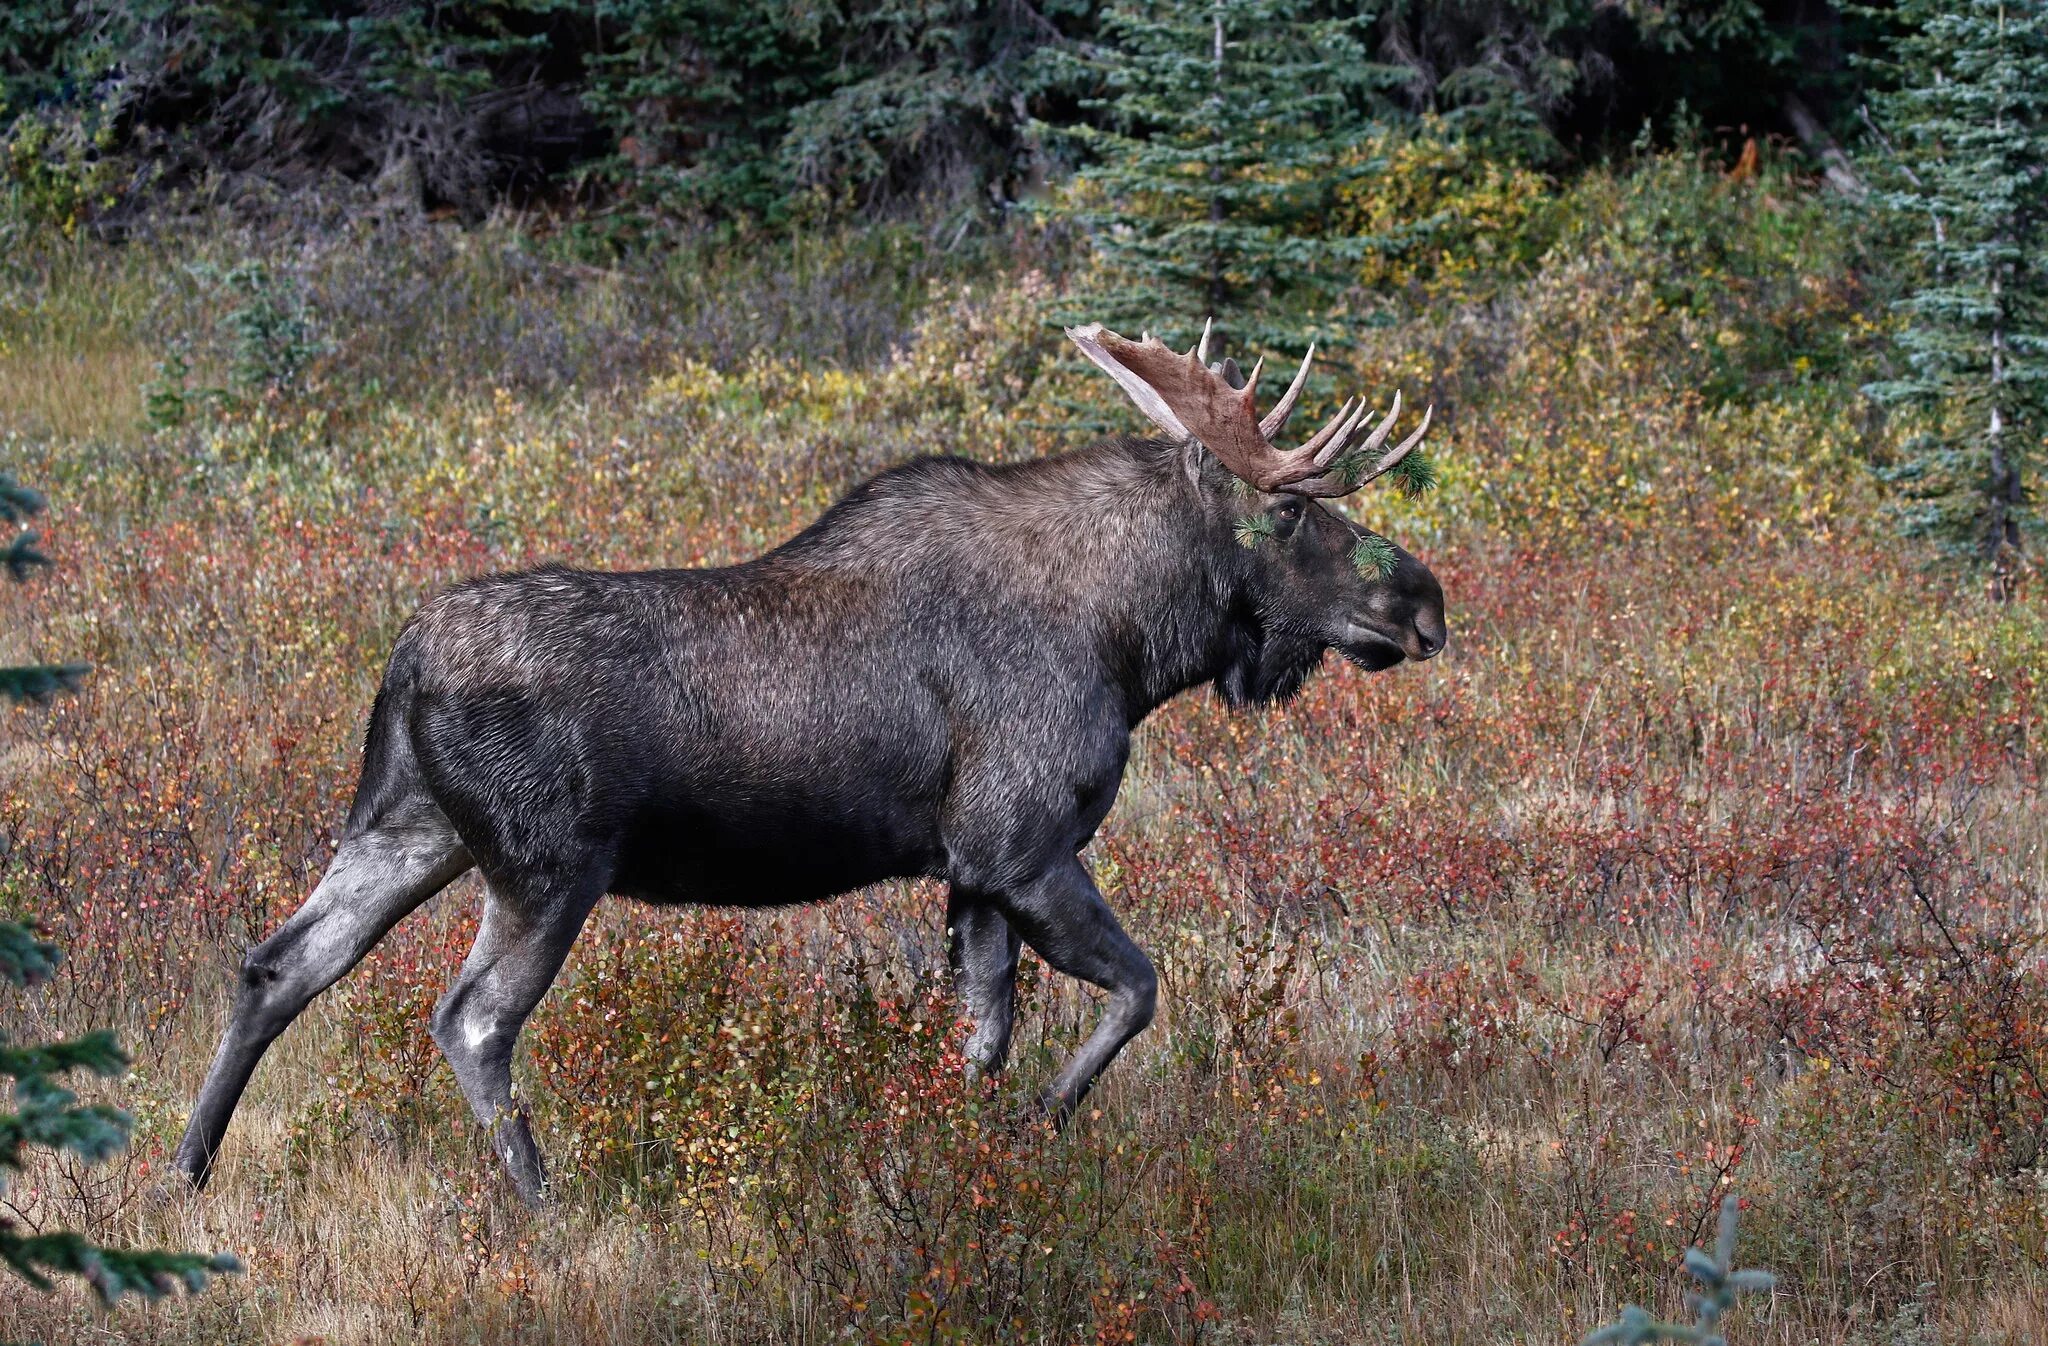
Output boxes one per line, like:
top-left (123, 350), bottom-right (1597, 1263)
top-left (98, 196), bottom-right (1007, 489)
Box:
top-left (1579, 1196), bottom-right (1775, 1346)
top-left (1323, 447), bottom-right (1371, 491)
top-left (0, 475), bottom-right (45, 526)
top-left (0, 1030), bottom-right (133, 1088)
top-left (0, 663), bottom-right (91, 703)
top-left (4, 531), bottom-right (52, 582)
top-left (2, 1230), bottom-right (242, 1305)
top-left (0, 921), bottom-right (60, 988)
top-left (1234, 514), bottom-right (1276, 547)
top-left (1393, 449), bottom-right (1440, 497)
top-left (1352, 534), bottom-right (1399, 580)
top-left (0, 1086), bottom-right (132, 1173)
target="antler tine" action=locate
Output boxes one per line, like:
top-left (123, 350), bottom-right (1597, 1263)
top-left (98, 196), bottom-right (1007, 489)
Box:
top-left (1067, 321), bottom-right (1431, 498)
top-left (1296, 402), bottom-right (1433, 497)
top-left (1294, 401), bottom-right (1441, 501)
top-left (1258, 344), bottom-right (1315, 438)
top-left (1194, 317), bottom-right (1214, 366)
top-left (1310, 397), bottom-right (1376, 469)
top-left (1355, 389), bottom-right (1402, 455)
top-left (1293, 396), bottom-right (1362, 462)
top-left (1298, 388), bottom-right (1401, 469)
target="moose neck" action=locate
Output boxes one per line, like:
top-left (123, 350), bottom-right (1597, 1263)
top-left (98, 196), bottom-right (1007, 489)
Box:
top-left (1067, 440), bottom-right (1306, 724)
top-left (775, 436), bottom-right (1313, 723)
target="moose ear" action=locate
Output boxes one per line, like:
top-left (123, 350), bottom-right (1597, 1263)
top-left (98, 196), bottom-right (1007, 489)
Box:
top-left (1067, 324), bottom-right (1191, 440)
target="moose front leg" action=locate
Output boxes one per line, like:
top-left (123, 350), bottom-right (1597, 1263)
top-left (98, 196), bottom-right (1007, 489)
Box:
top-left (947, 892), bottom-right (1021, 1075)
top-left (992, 854), bottom-right (1158, 1124)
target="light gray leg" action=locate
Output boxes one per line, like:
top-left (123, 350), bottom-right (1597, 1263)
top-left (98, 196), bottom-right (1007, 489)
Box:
top-left (991, 855), bottom-right (1158, 1124)
top-left (430, 875), bottom-right (601, 1205)
top-left (175, 823), bottom-right (472, 1189)
top-left (947, 892), bottom-right (1022, 1075)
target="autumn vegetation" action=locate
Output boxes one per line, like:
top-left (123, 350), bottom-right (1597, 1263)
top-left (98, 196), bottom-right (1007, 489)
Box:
top-left (0, 134), bottom-right (2039, 1335)
top-left (0, 63), bottom-right (2044, 1346)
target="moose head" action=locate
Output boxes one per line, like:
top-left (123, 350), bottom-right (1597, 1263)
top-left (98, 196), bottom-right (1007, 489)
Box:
top-left (1069, 321), bottom-right (1447, 703)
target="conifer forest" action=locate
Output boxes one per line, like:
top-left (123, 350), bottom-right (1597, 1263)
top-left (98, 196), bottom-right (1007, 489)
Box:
top-left (1, 2), bottom-right (2045, 1342)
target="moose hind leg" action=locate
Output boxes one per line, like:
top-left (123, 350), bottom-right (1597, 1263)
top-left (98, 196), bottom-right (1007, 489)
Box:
top-left (431, 872), bottom-right (602, 1205)
top-left (947, 893), bottom-right (1022, 1075)
top-left (992, 854), bottom-right (1158, 1124)
top-left (176, 821), bottom-right (471, 1189)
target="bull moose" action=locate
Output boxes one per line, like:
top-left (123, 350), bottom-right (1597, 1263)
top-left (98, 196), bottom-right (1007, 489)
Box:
top-left (175, 321), bottom-right (1448, 1204)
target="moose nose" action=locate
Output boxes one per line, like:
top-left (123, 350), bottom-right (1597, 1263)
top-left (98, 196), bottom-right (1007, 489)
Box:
top-left (1413, 624), bottom-right (1445, 659)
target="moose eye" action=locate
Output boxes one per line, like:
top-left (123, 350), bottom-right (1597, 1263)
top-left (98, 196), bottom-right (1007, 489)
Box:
top-left (1270, 499), bottom-right (1304, 534)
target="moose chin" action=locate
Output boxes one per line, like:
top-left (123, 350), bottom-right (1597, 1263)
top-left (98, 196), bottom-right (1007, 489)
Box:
top-left (175, 319), bottom-right (1447, 1204)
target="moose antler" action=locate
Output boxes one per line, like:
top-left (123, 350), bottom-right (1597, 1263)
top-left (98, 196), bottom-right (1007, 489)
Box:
top-left (1068, 321), bottom-right (1431, 498)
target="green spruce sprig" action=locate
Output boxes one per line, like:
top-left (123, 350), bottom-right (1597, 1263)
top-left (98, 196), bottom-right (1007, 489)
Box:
top-left (1581, 1196), bottom-right (1776, 1346)
top-left (1235, 514), bottom-right (1278, 548)
top-left (0, 475), bottom-right (44, 524)
top-left (0, 663), bottom-right (91, 702)
top-left (2, 475), bottom-right (52, 582)
top-left (1392, 449), bottom-right (1439, 497)
top-left (1318, 445), bottom-right (1439, 497)
top-left (1351, 534), bottom-right (1399, 580)
top-left (2, 472), bottom-right (90, 703)
top-left (0, 921), bottom-right (60, 987)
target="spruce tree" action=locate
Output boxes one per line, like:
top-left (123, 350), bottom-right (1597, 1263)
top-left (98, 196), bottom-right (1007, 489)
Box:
top-left (1580, 1196), bottom-right (1775, 1346)
top-left (1863, 0), bottom-right (2048, 598)
top-left (2, 925), bottom-right (243, 1308)
top-left (0, 474), bottom-right (85, 701)
top-left (1040, 0), bottom-right (1396, 357)
top-left (3, 473), bottom-right (238, 1312)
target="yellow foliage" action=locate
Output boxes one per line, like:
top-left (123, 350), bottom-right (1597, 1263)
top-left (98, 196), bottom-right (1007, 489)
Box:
top-left (1332, 124), bottom-right (1558, 301)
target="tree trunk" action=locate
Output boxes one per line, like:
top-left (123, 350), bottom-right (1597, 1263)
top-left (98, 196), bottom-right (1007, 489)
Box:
top-left (1784, 94), bottom-right (1866, 198)
top-left (1987, 269), bottom-right (2020, 602)
top-left (1984, 41), bottom-right (2021, 605)
top-left (1207, 3), bottom-right (1227, 324)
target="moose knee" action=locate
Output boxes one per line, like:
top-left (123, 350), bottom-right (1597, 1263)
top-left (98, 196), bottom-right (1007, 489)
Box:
top-left (428, 994), bottom-right (471, 1053)
top-left (431, 989), bottom-right (510, 1066)
top-left (1119, 959), bottom-right (1159, 1031)
top-left (231, 949), bottom-right (304, 1036)
top-left (234, 918), bottom-right (332, 1010)
top-left (238, 953), bottom-right (282, 993)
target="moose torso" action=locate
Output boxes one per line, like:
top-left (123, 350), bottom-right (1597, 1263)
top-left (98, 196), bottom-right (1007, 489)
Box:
top-left (392, 448), bottom-right (1214, 911)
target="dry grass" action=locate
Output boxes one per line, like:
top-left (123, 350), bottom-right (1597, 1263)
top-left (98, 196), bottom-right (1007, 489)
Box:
top-left (0, 342), bottom-right (150, 441)
top-left (0, 238), bottom-right (162, 441)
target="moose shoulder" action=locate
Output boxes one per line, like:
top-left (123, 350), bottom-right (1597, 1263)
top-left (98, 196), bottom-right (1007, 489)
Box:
top-left (176, 322), bottom-right (1448, 1204)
